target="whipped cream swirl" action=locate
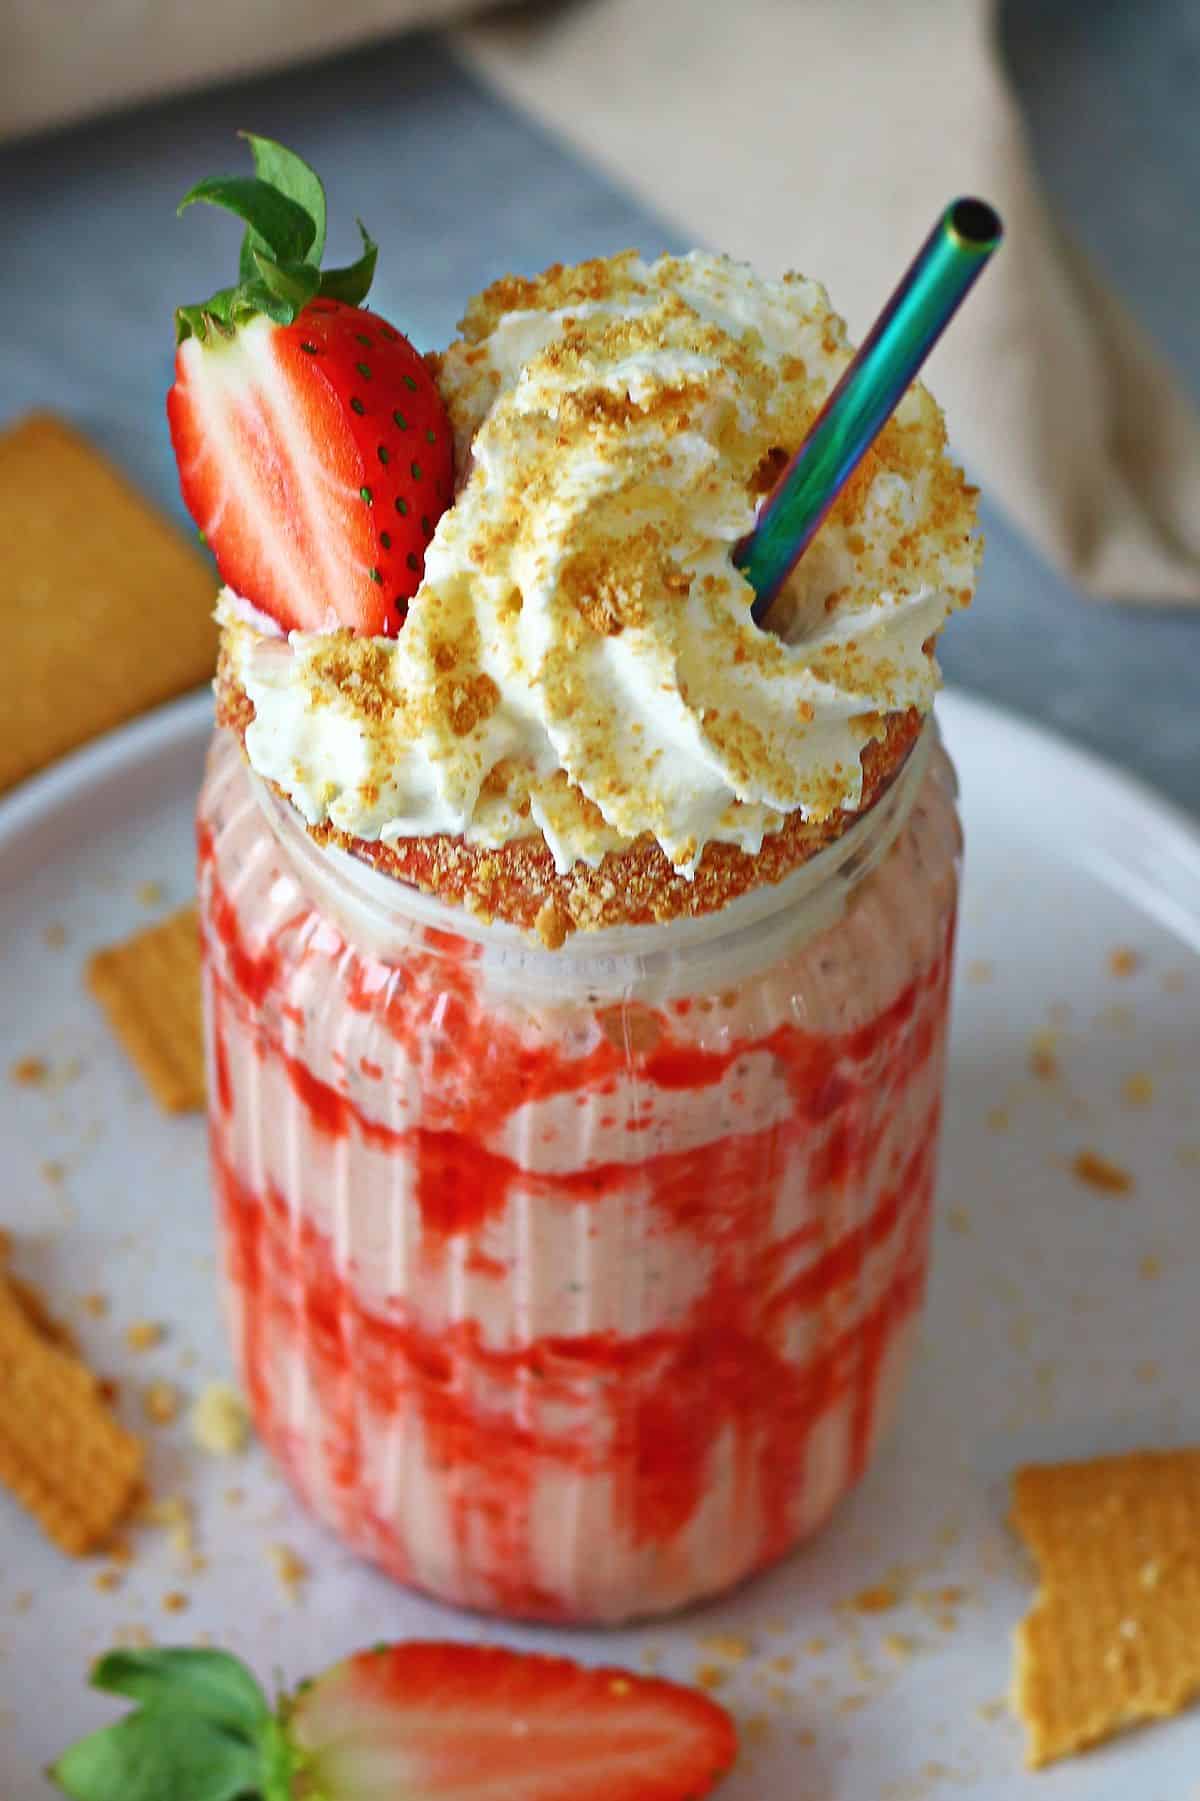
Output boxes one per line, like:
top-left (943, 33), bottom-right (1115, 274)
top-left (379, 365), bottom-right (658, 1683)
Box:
top-left (226, 251), bottom-right (979, 874)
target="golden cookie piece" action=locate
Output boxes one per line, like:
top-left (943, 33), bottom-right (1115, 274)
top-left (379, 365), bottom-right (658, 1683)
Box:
top-left (87, 905), bottom-right (205, 1113)
top-left (1012, 1450), bottom-right (1200, 1766)
top-left (0, 412), bottom-right (217, 793)
top-left (0, 1255), bottom-right (143, 1555)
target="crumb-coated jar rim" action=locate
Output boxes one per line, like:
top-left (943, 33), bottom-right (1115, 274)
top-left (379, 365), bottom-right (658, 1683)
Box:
top-left (247, 720), bottom-right (947, 1001)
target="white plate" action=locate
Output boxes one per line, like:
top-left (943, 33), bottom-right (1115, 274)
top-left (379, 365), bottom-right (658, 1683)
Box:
top-left (2, 689), bottom-right (1198, 1800)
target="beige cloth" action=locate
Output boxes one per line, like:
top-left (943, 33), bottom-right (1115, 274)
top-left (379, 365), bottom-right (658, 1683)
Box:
top-left (6, 0), bottom-right (1199, 604)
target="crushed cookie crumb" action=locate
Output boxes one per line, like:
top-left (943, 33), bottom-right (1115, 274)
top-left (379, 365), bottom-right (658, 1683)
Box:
top-left (9, 1056), bottom-right (48, 1087)
top-left (848, 1582), bottom-right (900, 1614)
top-left (42, 923), bottom-right (67, 949)
top-left (1028, 1030), bottom-right (1059, 1082)
top-left (267, 1542), bottom-right (309, 1604)
top-left (1108, 947), bottom-right (1140, 978)
top-left (80, 1292), bottom-right (109, 1318)
top-left (190, 1382), bottom-right (250, 1456)
top-left (1121, 1072), bottom-right (1154, 1107)
top-left (1070, 1150), bottom-right (1133, 1195)
top-left (142, 1381), bottom-right (180, 1426)
top-left (125, 1321), bottom-right (164, 1352)
top-left (692, 1664), bottom-right (728, 1691)
top-left (136, 880), bottom-right (165, 908)
top-left (695, 1634), bottom-right (750, 1662)
top-left (161, 1590), bottom-right (188, 1614)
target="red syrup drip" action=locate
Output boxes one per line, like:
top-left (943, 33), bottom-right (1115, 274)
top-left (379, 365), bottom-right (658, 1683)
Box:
top-left (199, 796), bottom-right (956, 1618)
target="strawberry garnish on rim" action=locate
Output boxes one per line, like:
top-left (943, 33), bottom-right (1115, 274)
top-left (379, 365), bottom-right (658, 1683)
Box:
top-left (167, 134), bottom-right (453, 637)
top-left (50, 1640), bottom-right (738, 1801)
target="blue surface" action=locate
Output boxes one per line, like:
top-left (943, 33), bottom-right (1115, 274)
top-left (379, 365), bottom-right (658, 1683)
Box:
top-left (2, 15), bottom-right (1197, 812)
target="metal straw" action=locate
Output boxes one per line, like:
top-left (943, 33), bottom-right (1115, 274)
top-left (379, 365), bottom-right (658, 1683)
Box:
top-left (738, 197), bottom-right (1002, 625)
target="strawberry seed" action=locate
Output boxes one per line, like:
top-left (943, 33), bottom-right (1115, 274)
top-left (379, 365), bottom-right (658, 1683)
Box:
top-left (411, 461), bottom-right (422, 480)
top-left (360, 486), bottom-right (373, 504)
top-left (377, 446), bottom-right (390, 464)
top-left (355, 362), bottom-right (371, 379)
top-left (351, 398), bottom-right (365, 415)
top-left (392, 411), bottom-right (408, 430)
top-left (395, 497), bottom-right (408, 516)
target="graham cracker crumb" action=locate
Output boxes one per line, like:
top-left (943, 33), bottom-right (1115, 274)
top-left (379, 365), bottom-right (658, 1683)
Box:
top-left (965, 960), bottom-right (993, 984)
top-left (1122, 1072), bottom-right (1154, 1107)
top-left (190, 1382), bottom-right (250, 1456)
top-left (40, 1161), bottom-right (65, 1187)
top-left (43, 923), bottom-right (67, 950)
top-left (12, 1592), bottom-right (31, 1615)
top-left (533, 898), bottom-right (571, 951)
top-left (1108, 947), bottom-right (1140, 978)
top-left (142, 1381), bottom-right (180, 1426)
top-left (695, 1634), bottom-right (750, 1662)
top-left (848, 1582), bottom-right (900, 1614)
top-left (1138, 1255), bottom-right (1163, 1281)
top-left (1028, 1030), bottom-right (1059, 1082)
top-left (161, 1590), bottom-right (188, 1614)
top-left (884, 1633), bottom-right (917, 1661)
top-left (136, 881), bottom-right (165, 908)
top-left (946, 1207), bottom-right (970, 1234)
top-left (81, 1293), bottom-right (109, 1318)
top-left (1071, 1150), bottom-right (1133, 1195)
top-left (693, 1664), bottom-right (728, 1690)
top-left (267, 1542), bottom-right (309, 1603)
top-left (9, 1056), bottom-right (48, 1088)
top-left (125, 1321), bottom-right (164, 1353)
top-left (986, 1107), bottom-right (1009, 1132)
top-left (92, 1569), bottom-right (121, 1594)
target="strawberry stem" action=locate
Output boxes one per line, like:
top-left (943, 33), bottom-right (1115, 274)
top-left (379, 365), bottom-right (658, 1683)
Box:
top-left (174, 137), bottom-right (378, 344)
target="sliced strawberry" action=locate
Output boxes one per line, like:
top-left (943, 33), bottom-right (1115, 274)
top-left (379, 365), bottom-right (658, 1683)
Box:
top-left (287, 1642), bottom-right (737, 1801)
top-left (165, 134), bottom-right (454, 637)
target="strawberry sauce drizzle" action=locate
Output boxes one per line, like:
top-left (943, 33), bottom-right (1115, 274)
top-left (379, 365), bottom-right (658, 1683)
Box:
top-left (198, 788), bottom-right (957, 1620)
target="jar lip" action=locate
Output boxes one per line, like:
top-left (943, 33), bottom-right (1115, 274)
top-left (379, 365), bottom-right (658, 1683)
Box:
top-left (251, 719), bottom-right (939, 984)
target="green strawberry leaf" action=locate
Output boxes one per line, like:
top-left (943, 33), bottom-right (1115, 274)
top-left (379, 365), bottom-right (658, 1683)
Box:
top-left (253, 251), bottom-right (321, 310)
top-left (317, 221), bottom-right (378, 306)
top-left (90, 1648), bottom-right (270, 1739)
top-left (241, 134), bottom-right (327, 265)
top-left (174, 136), bottom-right (378, 342)
top-left (49, 1707), bottom-right (262, 1801)
top-left (178, 176), bottom-right (316, 266)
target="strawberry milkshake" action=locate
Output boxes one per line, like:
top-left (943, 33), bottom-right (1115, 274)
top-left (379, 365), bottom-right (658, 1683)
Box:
top-left (175, 141), bottom-right (979, 1623)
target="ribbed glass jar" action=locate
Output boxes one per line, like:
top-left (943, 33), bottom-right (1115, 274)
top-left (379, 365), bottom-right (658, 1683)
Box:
top-left (197, 722), bottom-right (961, 1623)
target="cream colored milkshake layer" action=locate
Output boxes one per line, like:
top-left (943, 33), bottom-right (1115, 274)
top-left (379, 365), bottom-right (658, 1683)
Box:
top-left (200, 728), bottom-right (959, 1619)
top-left (225, 250), bottom-right (979, 875)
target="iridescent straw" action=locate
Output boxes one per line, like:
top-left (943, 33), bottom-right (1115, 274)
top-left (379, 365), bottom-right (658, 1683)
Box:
top-left (739, 197), bottom-right (1002, 625)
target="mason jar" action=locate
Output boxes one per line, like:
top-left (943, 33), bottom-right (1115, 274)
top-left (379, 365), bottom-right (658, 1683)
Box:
top-left (197, 719), bottom-right (960, 1624)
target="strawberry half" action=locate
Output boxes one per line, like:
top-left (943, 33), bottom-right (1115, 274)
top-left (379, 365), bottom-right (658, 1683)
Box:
top-left (166, 133), bottom-right (453, 637)
top-left (50, 1641), bottom-right (738, 1801)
